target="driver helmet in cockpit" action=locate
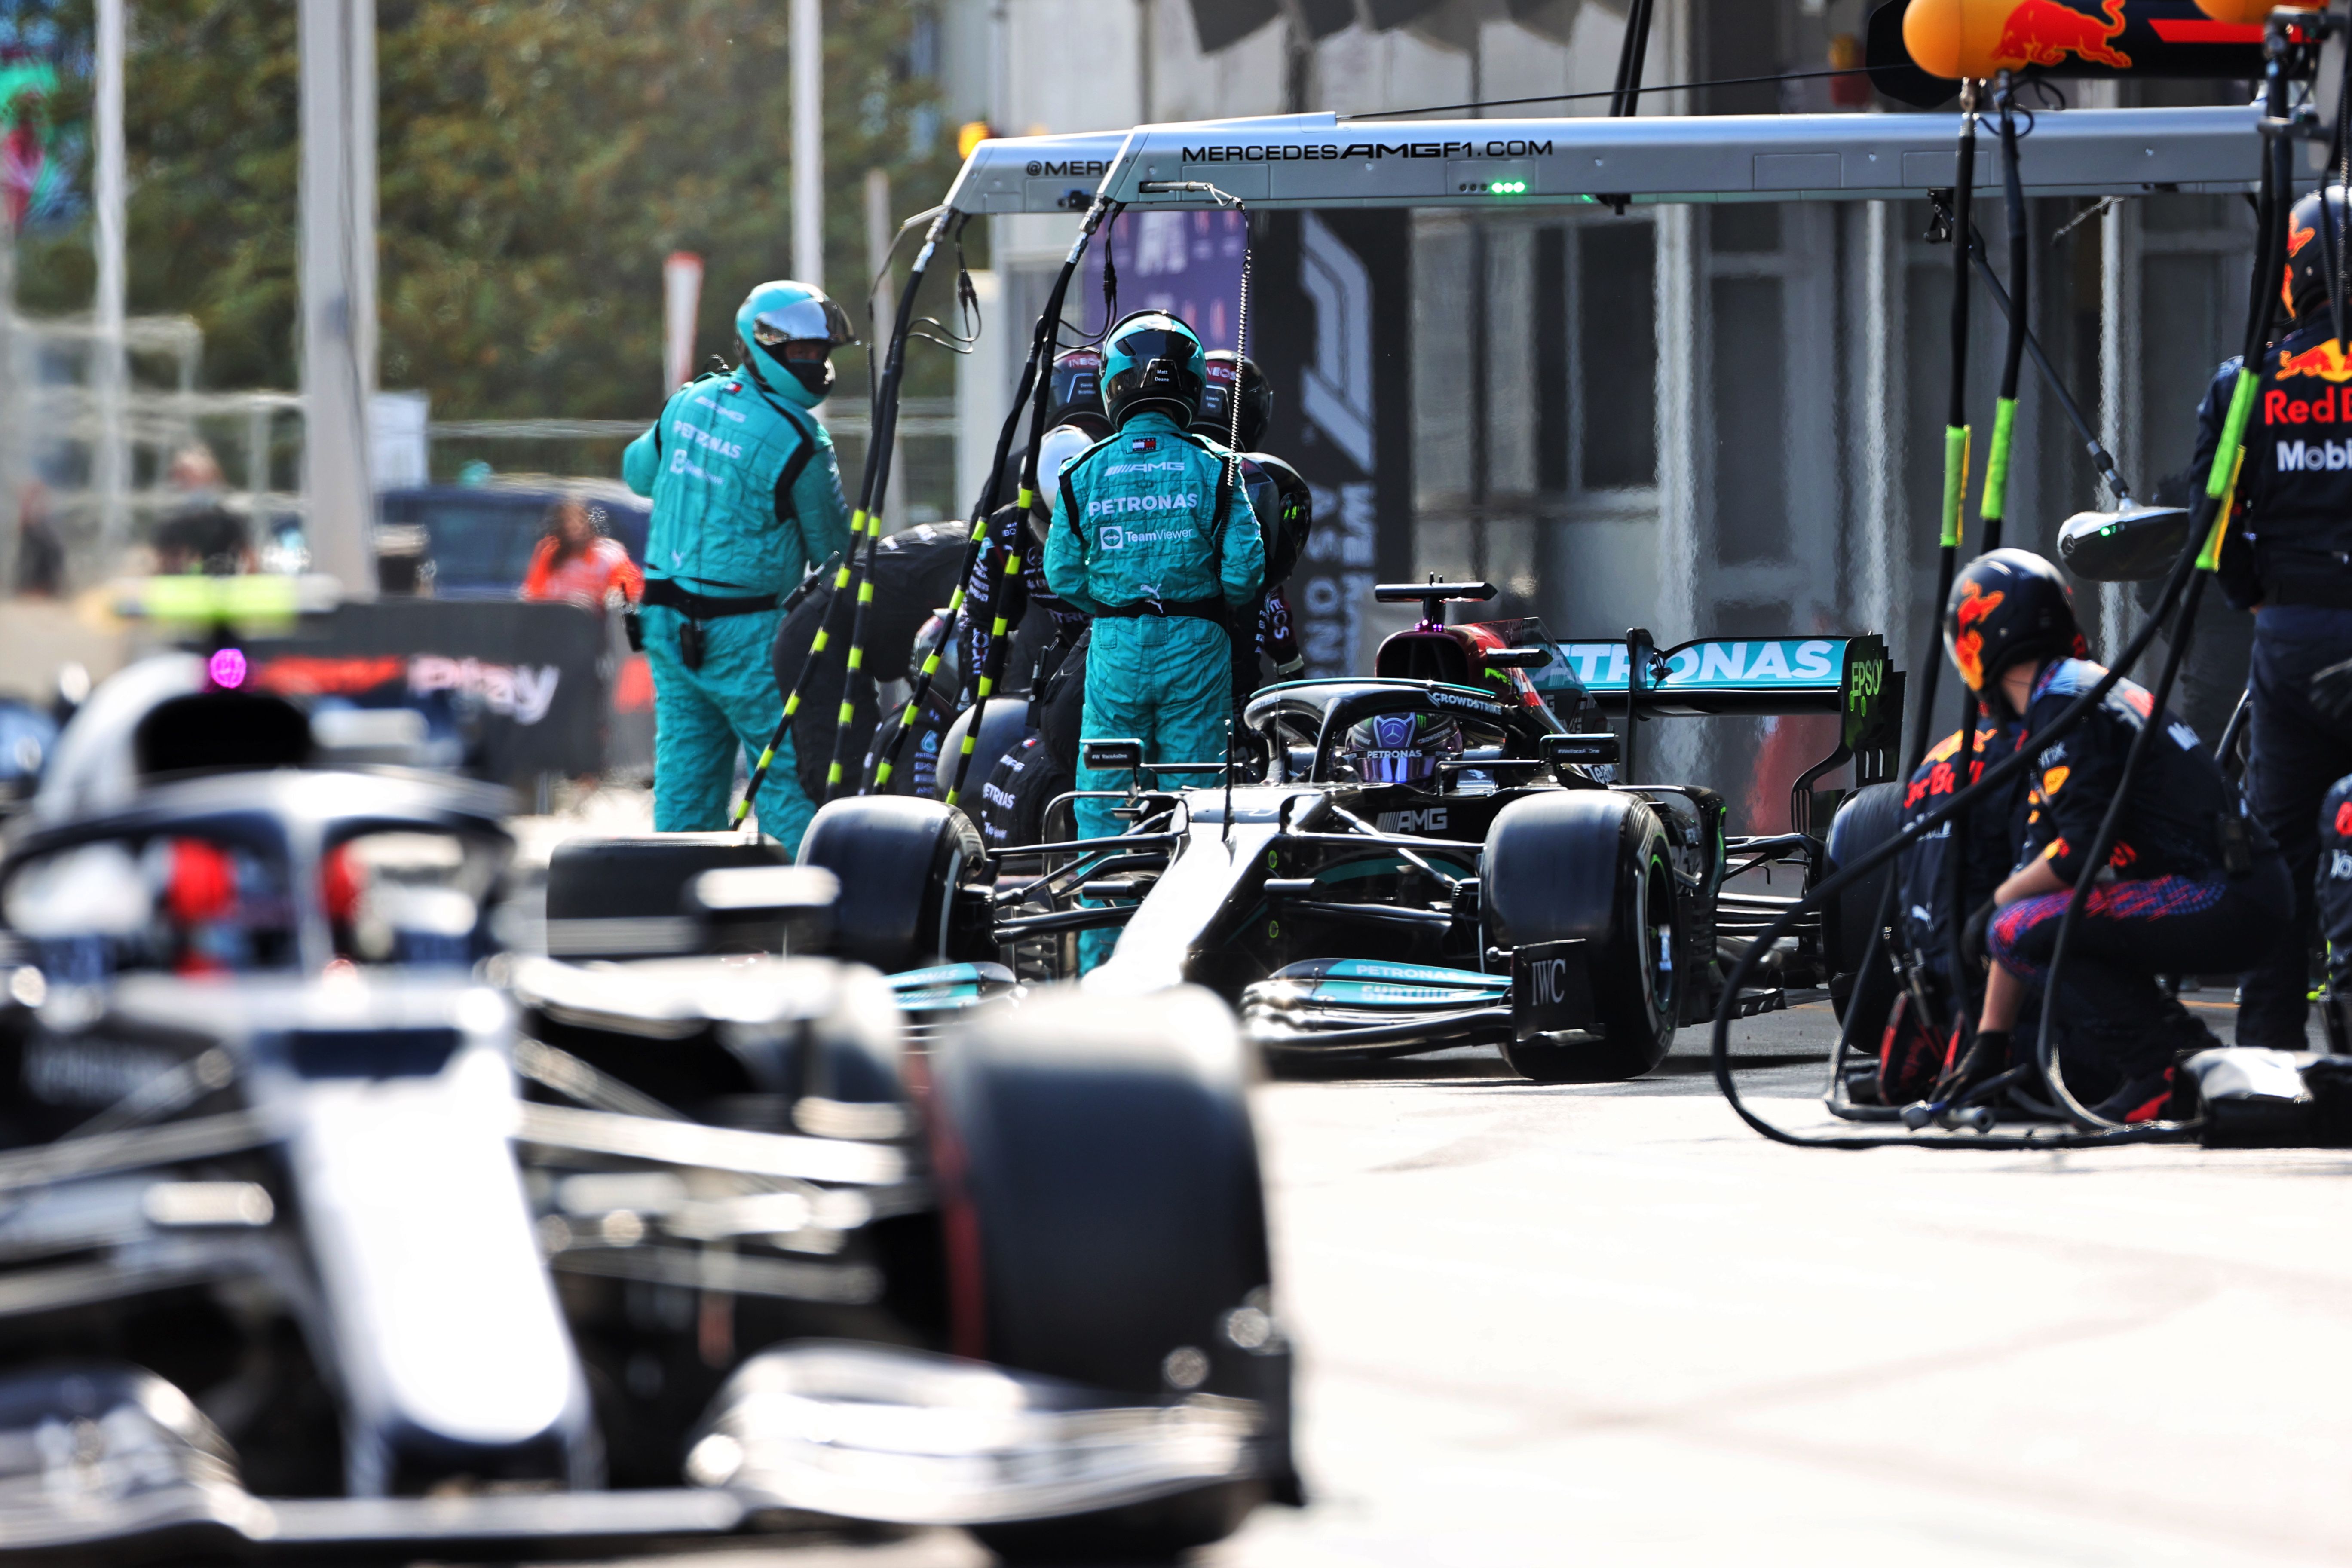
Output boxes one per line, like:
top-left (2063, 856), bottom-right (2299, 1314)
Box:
top-left (1342, 710), bottom-right (1463, 785)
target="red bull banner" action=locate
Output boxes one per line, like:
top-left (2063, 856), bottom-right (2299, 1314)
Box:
top-left (1872, 0), bottom-right (2320, 93)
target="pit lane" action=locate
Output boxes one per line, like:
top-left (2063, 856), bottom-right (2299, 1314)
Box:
top-left (566, 994), bottom-right (2349, 1568)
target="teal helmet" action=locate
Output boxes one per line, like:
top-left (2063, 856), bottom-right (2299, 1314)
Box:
top-left (1101, 310), bottom-right (1207, 428)
top-left (735, 280), bottom-right (856, 406)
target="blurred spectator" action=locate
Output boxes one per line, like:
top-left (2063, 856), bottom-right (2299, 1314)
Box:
top-left (154, 443), bottom-right (251, 575)
top-left (15, 483), bottom-right (63, 599)
top-left (168, 444), bottom-right (227, 496)
top-left (522, 497), bottom-right (642, 609)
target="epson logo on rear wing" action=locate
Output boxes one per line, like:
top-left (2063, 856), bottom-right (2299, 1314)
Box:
top-left (1179, 140), bottom-right (1554, 163)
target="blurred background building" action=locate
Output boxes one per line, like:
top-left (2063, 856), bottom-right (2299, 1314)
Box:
top-left (0, 0), bottom-right (2260, 827)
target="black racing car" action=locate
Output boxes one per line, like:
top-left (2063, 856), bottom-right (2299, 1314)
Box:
top-left (0, 657), bottom-right (1293, 1563)
top-left (787, 582), bottom-right (1906, 1084)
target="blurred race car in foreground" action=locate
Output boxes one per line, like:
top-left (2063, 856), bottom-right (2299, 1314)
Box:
top-left (0, 655), bottom-right (1292, 1562)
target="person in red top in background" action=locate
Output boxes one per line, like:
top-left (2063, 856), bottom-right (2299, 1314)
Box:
top-left (522, 498), bottom-right (643, 609)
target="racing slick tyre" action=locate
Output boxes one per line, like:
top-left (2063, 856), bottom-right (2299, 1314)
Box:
top-left (796, 796), bottom-right (985, 973)
top-left (1824, 781), bottom-right (1905, 1044)
top-left (542, 833), bottom-right (791, 961)
top-left (1483, 791), bottom-right (1677, 1083)
top-left (927, 986), bottom-right (1292, 1562)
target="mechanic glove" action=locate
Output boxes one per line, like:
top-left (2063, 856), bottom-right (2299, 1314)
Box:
top-left (1960, 897), bottom-right (1997, 970)
top-left (2312, 658), bottom-right (2352, 726)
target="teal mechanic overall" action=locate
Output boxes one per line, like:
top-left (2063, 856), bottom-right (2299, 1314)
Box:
top-left (1047, 312), bottom-right (1265, 970)
top-left (623, 280), bottom-right (854, 851)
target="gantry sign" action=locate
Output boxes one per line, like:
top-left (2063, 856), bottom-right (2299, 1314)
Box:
top-left (942, 103), bottom-right (2262, 215)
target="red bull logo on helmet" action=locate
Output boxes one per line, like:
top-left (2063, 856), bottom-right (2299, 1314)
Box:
top-left (1951, 581), bottom-right (2005, 692)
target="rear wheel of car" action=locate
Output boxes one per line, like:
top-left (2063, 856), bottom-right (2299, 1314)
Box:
top-left (796, 796), bottom-right (983, 974)
top-left (1824, 781), bottom-right (1905, 1047)
top-left (542, 833), bottom-right (790, 961)
top-left (925, 986), bottom-right (1292, 1562)
top-left (1483, 791), bottom-right (1677, 1083)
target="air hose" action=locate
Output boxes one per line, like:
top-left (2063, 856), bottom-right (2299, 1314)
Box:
top-left (2028, 28), bottom-right (2302, 1130)
top-left (819, 209), bottom-right (983, 799)
top-left (729, 208), bottom-right (960, 829)
top-left (937, 190), bottom-right (1131, 809)
top-left (1715, 16), bottom-right (2312, 1149)
top-left (863, 258), bottom-right (1065, 794)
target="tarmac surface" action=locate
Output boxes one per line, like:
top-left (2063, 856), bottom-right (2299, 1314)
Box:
top-left (561, 992), bottom-right (2352, 1568)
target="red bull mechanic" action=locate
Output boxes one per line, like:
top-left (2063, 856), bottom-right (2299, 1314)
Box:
top-left (2191, 182), bottom-right (2352, 1049)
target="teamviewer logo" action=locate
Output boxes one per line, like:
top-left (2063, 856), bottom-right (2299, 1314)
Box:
top-left (1101, 526), bottom-right (1125, 550)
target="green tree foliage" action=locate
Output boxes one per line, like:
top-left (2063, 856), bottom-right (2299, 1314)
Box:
top-left (13, 0), bottom-right (960, 416)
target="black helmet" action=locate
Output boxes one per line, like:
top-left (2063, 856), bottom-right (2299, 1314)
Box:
top-left (2285, 184), bottom-right (2352, 325)
top-left (1043, 347), bottom-right (1109, 432)
top-left (1341, 710), bottom-right (1462, 786)
top-left (1192, 352), bottom-right (1271, 450)
top-left (1250, 451), bottom-right (1313, 587)
top-left (1944, 548), bottom-right (2082, 701)
top-left (1101, 311), bottom-right (1207, 428)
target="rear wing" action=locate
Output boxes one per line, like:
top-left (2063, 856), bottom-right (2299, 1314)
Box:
top-left (1537, 632), bottom-right (1902, 833)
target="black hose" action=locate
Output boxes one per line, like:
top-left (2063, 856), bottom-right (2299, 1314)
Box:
top-left (2028, 37), bottom-right (2297, 1130)
top-left (821, 210), bottom-right (960, 799)
top-left (1963, 223), bottom-right (2130, 505)
top-left (864, 275), bottom-right (1055, 793)
top-left (940, 194), bottom-right (1128, 808)
top-left (1716, 19), bottom-right (2305, 1148)
top-left (1710, 528), bottom-right (2205, 1148)
top-left (1926, 88), bottom-right (1983, 1040)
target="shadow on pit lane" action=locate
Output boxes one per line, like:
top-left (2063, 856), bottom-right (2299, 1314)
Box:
top-left (1265, 1048), bottom-right (1828, 1087)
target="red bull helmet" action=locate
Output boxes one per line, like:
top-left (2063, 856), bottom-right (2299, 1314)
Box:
top-left (2283, 184), bottom-right (2352, 325)
top-left (1944, 548), bottom-right (2082, 704)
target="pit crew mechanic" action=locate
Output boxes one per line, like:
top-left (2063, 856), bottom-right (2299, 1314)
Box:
top-left (622, 280), bottom-right (855, 849)
top-left (1948, 551), bottom-right (2290, 1122)
top-left (958, 349), bottom-right (1107, 695)
top-left (1045, 310), bottom-right (1264, 968)
top-left (2193, 182), bottom-right (2352, 1049)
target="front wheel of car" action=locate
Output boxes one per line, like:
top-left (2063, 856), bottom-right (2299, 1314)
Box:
top-left (796, 795), bottom-right (984, 973)
top-left (1484, 791), bottom-right (1678, 1083)
top-left (924, 985), bottom-right (1293, 1562)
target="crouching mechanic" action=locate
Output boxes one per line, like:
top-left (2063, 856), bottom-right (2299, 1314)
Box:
top-left (1948, 551), bottom-right (2290, 1122)
top-left (1047, 311), bottom-right (1265, 969)
top-left (623, 281), bottom-right (854, 849)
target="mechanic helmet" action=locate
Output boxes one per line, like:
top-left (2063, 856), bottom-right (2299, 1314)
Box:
top-left (1101, 310), bottom-right (1207, 429)
top-left (1342, 710), bottom-right (1463, 786)
top-left (1191, 352), bottom-right (1271, 450)
top-left (735, 280), bottom-right (857, 405)
top-left (1031, 421), bottom-right (1097, 540)
top-left (1044, 347), bottom-right (1112, 437)
top-left (2284, 184), bottom-right (2352, 323)
top-left (1944, 548), bottom-right (2082, 704)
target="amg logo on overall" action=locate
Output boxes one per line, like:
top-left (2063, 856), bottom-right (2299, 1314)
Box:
top-left (1512, 939), bottom-right (1592, 1040)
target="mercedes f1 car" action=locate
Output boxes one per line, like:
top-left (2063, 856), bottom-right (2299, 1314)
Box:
top-left (787, 583), bottom-right (1903, 1084)
top-left (0, 655), bottom-right (1292, 1562)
